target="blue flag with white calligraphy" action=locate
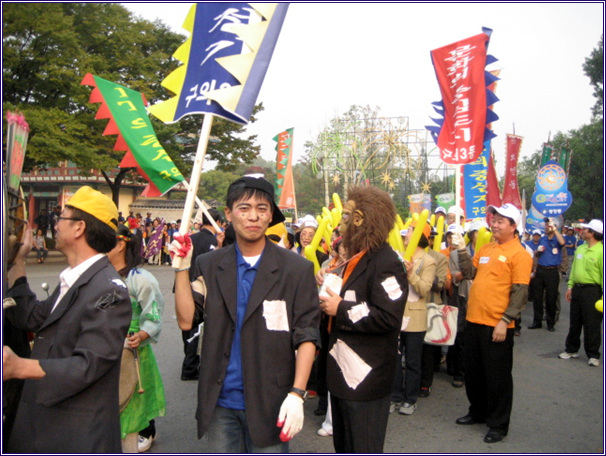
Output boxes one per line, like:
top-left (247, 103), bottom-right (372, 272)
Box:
top-left (149, 3), bottom-right (288, 125)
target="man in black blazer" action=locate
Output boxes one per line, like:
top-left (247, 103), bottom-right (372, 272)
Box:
top-left (319, 185), bottom-right (408, 453)
top-left (172, 176), bottom-right (321, 452)
top-left (4, 186), bottom-right (132, 453)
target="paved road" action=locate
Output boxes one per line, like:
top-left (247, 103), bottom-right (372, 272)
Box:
top-left (16, 254), bottom-right (605, 453)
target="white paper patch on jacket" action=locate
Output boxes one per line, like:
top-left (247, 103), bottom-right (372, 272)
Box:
top-left (111, 278), bottom-right (126, 288)
top-left (348, 302), bottom-right (370, 323)
top-left (382, 276), bottom-right (403, 300)
top-left (401, 316), bottom-right (410, 331)
top-left (262, 300), bottom-right (289, 331)
top-left (344, 290), bottom-right (356, 302)
top-left (329, 339), bottom-right (372, 390)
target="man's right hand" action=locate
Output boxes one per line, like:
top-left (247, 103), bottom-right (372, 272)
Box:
top-left (169, 233), bottom-right (193, 271)
top-left (451, 232), bottom-right (465, 249)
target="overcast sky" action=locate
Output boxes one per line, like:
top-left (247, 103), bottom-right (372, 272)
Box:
top-left (123, 2), bottom-right (603, 177)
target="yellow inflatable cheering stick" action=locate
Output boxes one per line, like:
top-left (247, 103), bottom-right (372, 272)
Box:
top-left (332, 193), bottom-right (343, 212)
top-left (432, 215), bottom-right (445, 252)
top-left (595, 298), bottom-right (603, 313)
top-left (475, 227), bottom-right (493, 252)
top-left (388, 224), bottom-right (405, 254)
top-left (404, 209), bottom-right (429, 261)
top-left (304, 216), bottom-right (329, 274)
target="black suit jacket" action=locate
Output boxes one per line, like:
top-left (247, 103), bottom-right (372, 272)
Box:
top-left (190, 239), bottom-right (321, 447)
top-left (326, 243), bottom-right (408, 400)
top-left (6, 256), bottom-right (132, 453)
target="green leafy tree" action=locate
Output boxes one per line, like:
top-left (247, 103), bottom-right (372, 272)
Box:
top-left (516, 36), bottom-right (604, 222)
top-left (582, 34), bottom-right (603, 120)
top-left (2, 3), bottom-right (261, 204)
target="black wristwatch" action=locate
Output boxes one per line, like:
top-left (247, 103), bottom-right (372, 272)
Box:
top-left (290, 387), bottom-right (308, 401)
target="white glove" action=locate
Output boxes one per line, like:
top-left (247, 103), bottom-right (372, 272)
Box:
top-left (276, 393), bottom-right (304, 442)
top-left (169, 233), bottom-right (193, 271)
top-left (3, 298), bottom-right (17, 310)
top-left (451, 232), bottom-right (465, 248)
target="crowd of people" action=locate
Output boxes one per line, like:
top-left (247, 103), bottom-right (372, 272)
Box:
top-left (5, 179), bottom-right (602, 453)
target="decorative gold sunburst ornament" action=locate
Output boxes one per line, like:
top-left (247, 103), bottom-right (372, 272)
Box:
top-left (388, 181), bottom-right (396, 190)
top-left (332, 173), bottom-right (341, 185)
top-left (381, 171), bottom-right (392, 186)
top-left (421, 182), bottom-right (432, 193)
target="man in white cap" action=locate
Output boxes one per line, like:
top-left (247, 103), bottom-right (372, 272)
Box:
top-left (559, 219), bottom-right (603, 366)
top-left (528, 217), bottom-right (565, 332)
top-left (4, 186), bottom-right (132, 453)
top-left (453, 203), bottom-right (532, 443)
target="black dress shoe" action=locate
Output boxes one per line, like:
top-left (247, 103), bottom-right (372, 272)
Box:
top-left (527, 323), bottom-right (542, 329)
top-left (455, 414), bottom-right (485, 425)
top-left (547, 326), bottom-right (555, 332)
top-left (484, 429), bottom-right (507, 443)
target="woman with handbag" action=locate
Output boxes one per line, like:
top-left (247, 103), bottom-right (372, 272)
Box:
top-left (391, 221), bottom-right (436, 416)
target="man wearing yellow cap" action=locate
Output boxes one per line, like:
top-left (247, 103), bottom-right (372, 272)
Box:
top-left (4, 186), bottom-right (132, 453)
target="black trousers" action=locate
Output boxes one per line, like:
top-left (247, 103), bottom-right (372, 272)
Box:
top-left (330, 394), bottom-right (390, 453)
top-left (532, 266), bottom-right (560, 327)
top-left (181, 327), bottom-right (200, 378)
top-left (464, 322), bottom-right (514, 432)
top-left (565, 285), bottom-right (603, 359)
top-left (420, 344), bottom-right (442, 388)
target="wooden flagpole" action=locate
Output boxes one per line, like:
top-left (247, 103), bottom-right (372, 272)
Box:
top-left (172, 114), bottom-right (214, 269)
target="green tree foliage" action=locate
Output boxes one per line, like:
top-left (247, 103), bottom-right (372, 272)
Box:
top-left (2, 3), bottom-right (261, 203)
top-left (516, 36), bottom-right (604, 222)
top-left (582, 34), bottom-right (604, 120)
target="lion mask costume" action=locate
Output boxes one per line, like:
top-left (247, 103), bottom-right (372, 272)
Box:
top-left (340, 186), bottom-right (396, 256)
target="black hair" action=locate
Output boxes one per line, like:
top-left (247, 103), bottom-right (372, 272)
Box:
top-left (226, 187), bottom-right (273, 210)
top-left (115, 225), bottom-right (145, 276)
top-left (223, 223), bottom-right (236, 246)
top-left (588, 229), bottom-right (604, 242)
top-left (418, 234), bottom-right (430, 249)
top-left (67, 206), bottom-right (117, 253)
top-left (202, 208), bottom-right (222, 227)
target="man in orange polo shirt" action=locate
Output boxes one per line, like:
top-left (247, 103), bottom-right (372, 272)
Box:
top-left (452, 204), bottom-right (532, 444)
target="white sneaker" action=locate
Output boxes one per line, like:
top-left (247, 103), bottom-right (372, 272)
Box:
top-left (588, 358), bottom-right (600, 367)
top-left (138, 434), bottom-right (155, 453)
top-left (398, 402), bottom-right (417, 415)
top-left (317, 427), bottom-right (332, 437)
top-left (558, 351), bottom-right (579, 359)
top-left (389, 401), bottom-right (400, 414)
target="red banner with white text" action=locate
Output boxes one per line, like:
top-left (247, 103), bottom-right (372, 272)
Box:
top-left (502, 134), bottom-right (523, 209)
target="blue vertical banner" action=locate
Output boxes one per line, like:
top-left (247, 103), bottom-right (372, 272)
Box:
top-left (462, 141), bottom-right (490, 219)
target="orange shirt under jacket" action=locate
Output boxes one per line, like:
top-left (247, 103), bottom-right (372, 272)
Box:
top-left (467, 237), bottom-right (532, 328)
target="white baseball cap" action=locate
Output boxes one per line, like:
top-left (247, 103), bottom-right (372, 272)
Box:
top-left (435, 206), bottom-right (446, 214)
top-left (468, 219), bottom-right (488, 233)
top-left (532, 229), bottom-right (542, 236)
top-left (579, 219), bottom-right (603, 235)
top-left (447, 206), bottom-right (464, 216)
top-left (446, 224), bottom-right (464, 235)
top-left (487, 203), bottom-right (522, 228)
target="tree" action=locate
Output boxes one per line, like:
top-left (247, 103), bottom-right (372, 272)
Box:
top-left (582, 34), bottom-right (603, 120)
top-left (2, 3), bottom-right (262, 204)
